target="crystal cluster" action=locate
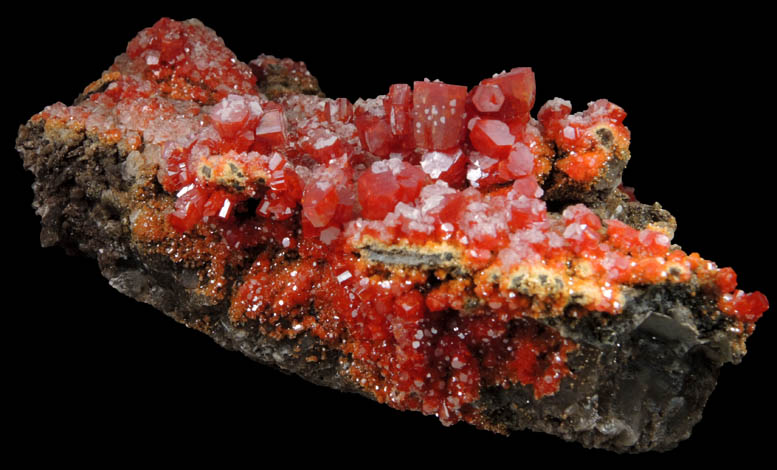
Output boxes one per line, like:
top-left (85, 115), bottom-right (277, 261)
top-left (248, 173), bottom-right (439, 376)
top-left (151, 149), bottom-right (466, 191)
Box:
top-left (27, 18), bottom-right (768, 439)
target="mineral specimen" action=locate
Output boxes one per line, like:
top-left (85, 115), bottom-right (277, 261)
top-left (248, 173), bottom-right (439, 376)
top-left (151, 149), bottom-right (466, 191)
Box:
top-left (15, 17), bottom-right (769, 453)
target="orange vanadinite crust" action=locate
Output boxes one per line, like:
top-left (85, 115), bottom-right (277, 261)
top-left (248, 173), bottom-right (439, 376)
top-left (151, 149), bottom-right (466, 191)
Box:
top-left (538, 98), bottom-right (631, 184)
top-left (36, 18), bottom-right (768, 428)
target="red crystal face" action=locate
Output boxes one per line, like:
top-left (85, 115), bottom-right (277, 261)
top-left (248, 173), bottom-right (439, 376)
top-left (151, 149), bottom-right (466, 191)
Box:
top-left (480, 67), bottom-right (536, 124)
top-left (412, 81), bottom-right (468, 150)
top-left (32, 17), bottom-right (768, 429)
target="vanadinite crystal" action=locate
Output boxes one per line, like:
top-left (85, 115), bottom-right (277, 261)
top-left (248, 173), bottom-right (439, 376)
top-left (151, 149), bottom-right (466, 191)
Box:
top-left (17, 17), bottom-right (768, 453)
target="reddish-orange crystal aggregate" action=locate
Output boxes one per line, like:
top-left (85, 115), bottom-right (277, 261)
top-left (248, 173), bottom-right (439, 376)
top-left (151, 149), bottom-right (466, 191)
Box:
top-left (32, 18), bottom-right (768, 428)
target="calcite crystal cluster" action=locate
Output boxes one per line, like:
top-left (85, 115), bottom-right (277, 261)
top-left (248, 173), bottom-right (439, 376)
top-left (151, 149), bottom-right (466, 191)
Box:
top-left (16, 18), bottom-right (768, 452)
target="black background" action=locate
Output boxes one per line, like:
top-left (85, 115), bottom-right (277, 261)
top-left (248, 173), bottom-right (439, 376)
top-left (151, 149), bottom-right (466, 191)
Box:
top-left (6, 5), bottom-right (773, 464)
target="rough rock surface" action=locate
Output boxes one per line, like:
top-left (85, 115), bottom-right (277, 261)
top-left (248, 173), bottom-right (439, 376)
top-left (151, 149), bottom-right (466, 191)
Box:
top-left (15, 18), bottom-right (768, 453)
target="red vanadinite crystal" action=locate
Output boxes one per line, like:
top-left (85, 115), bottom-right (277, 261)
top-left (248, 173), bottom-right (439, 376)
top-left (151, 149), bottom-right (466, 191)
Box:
top-left (537, 98), bottom-right (572, 141)
top-left (326, 97), bottom-right (354, 123)
top-left (203, 190), bottom-right (236, 220)
top-left (302, 179), bottom-right (340, 228)
top-left (299, 127), bottom-right (346, 164)
top-left (160, 142), bottom-right (196, 193)
top-left (499, 143), bottom-right (535, 180)
top-left (40, 18), bottom-right (767, 430)
top-left (412, 81), bottom-right (468, 150)
top-left (357, 160), bottom-right (428, 220)
top-left (354, 103), bottom-right (396, 157)
top-left (715, 267), bottom-right (738, 294)
top-left (480, 67), bottom-right (536, 124)
top-left (168, 184), bottom-right (209, 232)
top-left (471, 84), bottom-right (505, 113)
top-left (420, 148), bottom-right (468, 188)
top-left (469, 119), bottom-right (515, 158)
top-left (255, 104), bottom-right (287, 148)
top-left (210, 94), bottom-right (263, 140)
top-left (720, 290), bottom-right (769, 322)
top-left (385, 84), bottom-right (413, 136)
